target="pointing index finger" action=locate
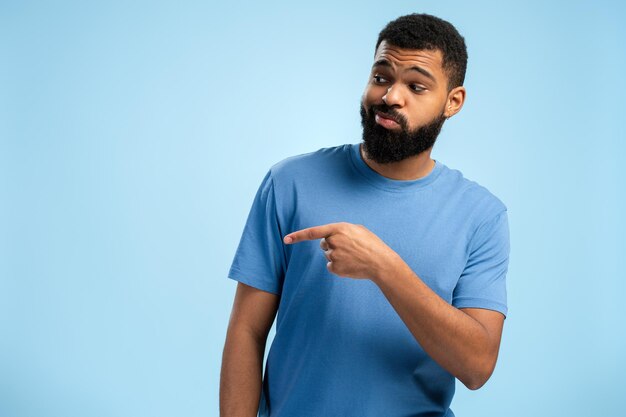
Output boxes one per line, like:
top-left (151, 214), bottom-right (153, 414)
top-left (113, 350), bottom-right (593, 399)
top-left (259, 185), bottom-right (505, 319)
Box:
top-left (283, 223), bottom-right (339, 244)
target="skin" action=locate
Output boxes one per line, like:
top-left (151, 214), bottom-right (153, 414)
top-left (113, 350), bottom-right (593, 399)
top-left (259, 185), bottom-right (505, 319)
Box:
top-left (360, 40), bottom-right (466, 179)
top-left (282, 41), bottom-right (505, 390)
top-left (220, 282), bottom-right (279, 416)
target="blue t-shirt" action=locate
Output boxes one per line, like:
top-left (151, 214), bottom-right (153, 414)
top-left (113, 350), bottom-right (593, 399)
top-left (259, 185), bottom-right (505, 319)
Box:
top-left (228, 142), bottom-right (510, 417)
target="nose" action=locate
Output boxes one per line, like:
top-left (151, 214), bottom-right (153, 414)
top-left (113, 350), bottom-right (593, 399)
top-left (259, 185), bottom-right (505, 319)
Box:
top-left (382, 84), bottom-right (405, 107)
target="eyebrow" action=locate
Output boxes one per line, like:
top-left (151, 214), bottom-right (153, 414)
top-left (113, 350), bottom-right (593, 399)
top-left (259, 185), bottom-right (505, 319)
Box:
top-left (372, 59), bottom-right (437, 84)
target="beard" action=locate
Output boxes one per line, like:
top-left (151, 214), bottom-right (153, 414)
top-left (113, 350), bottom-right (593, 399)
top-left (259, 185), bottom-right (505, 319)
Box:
top-left (359, 102), bottom-right (447, 164)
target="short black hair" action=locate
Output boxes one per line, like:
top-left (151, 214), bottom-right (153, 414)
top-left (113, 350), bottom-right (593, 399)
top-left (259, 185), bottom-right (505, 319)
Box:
top-left (375, 13), bottom-right (468, 91)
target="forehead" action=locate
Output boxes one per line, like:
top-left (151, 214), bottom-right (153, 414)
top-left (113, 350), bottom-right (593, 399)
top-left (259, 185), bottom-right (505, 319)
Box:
top-left (372, 40), bottom-right (445, 79)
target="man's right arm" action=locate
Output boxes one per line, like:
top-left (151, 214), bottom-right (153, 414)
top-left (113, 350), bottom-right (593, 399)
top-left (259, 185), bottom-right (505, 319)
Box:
top-left (220, 282), bottom-right (280, 417)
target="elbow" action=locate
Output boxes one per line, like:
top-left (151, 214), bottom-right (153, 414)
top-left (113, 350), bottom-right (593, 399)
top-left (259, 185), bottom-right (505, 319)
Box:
top-left (463, 376), bottom-right (488, 391)
top-left (461, 356), bottom-right (497, 391)
top-left (461, 371), bottom-right (491, 391)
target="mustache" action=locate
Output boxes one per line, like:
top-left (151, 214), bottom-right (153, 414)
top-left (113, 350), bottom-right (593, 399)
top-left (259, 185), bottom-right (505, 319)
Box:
top-left (367, 104), bottom-right (408, 129)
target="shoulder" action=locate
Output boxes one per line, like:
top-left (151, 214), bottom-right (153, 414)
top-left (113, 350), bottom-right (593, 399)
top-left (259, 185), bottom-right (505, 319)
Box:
top-left (267, 143), bottom-right (349, 186)
top-left (439, 163), bottom-right (508, 223)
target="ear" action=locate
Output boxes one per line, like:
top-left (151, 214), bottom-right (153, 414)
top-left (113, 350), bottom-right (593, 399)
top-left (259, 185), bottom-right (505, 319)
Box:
top-left (445, 86), bottom-right (466, 118)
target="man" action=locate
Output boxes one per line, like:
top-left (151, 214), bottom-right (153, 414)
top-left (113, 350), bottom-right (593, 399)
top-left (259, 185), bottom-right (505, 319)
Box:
top-left (220, 13), bottom-right (510, 417)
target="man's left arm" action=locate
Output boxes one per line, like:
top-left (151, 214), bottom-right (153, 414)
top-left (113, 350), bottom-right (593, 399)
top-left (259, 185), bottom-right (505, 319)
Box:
top-left (372, 255), bottom-right (504, 390)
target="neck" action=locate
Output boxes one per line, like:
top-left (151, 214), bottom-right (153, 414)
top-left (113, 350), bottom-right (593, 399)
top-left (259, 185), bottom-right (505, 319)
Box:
top-left (359, 143), bottom-right (435, 181)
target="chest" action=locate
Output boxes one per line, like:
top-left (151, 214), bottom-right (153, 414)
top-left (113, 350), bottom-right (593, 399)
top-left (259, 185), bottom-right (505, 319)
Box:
top-left (285, 186), bottom-right (471, 303)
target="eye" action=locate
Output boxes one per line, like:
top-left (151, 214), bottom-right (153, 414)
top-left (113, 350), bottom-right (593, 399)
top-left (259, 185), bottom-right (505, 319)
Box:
top-left (410, 84), bottom-right (426, 93)
top-left (373, 75), bottom-right (388, 84)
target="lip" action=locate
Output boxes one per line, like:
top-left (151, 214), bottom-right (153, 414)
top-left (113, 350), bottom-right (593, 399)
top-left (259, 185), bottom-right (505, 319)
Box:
top-left (375, 111), bottom-right (400, 129)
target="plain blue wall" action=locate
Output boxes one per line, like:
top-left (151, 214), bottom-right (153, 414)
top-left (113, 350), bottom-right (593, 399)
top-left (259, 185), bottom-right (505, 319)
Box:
top-left (2, 1), bottom-right (625, 416)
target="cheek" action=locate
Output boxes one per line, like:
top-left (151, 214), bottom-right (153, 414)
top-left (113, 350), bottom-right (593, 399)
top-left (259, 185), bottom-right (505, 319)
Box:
top-left (409, 96), bottom-right (445, 120)
top-left (363, 84), bottom-right (385, 102)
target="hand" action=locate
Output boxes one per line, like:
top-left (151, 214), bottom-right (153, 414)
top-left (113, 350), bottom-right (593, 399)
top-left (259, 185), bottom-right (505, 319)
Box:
top-left (283, 222), bottom-right (398, 281)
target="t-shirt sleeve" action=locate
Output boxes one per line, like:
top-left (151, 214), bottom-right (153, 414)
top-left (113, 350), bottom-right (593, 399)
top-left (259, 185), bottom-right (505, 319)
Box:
top-left (227, 169), bottom-right (286, 296)
top-left (452, 209), bottom-right (510, 318)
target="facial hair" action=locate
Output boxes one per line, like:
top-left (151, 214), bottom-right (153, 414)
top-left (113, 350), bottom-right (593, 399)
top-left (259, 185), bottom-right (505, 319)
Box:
top-left (359, 102), bottom-right (447, 164)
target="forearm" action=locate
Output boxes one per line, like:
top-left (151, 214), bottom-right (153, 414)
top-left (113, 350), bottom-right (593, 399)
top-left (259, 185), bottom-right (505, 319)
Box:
top-left (220, 328), bottom-right (266, 417)
top-left (372, 254), bottom-right (493, 390)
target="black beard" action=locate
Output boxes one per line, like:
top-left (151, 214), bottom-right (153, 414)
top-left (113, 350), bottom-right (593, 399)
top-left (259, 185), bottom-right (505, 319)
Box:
top-left (359, 102), bottom-right (447, 164)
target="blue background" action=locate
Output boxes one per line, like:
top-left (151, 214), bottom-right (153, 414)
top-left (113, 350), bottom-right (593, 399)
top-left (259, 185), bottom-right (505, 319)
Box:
top-left (2, 1), bottom-right (625, 416)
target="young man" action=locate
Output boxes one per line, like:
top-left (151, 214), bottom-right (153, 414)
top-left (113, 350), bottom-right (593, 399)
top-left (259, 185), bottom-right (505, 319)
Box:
top-left (221, 13), bottom-right (510, 417)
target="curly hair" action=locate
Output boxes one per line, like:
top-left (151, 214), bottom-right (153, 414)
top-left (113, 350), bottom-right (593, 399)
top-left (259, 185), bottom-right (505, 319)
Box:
top-left (375, 13), bottom-right (468, 91)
